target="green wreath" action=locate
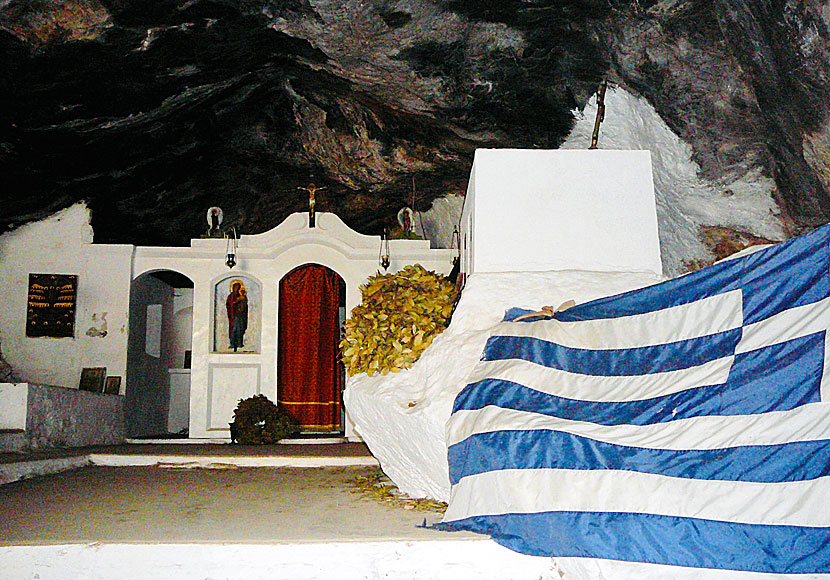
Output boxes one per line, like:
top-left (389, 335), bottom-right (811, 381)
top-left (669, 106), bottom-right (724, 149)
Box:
top-left (231, 394), bottom-right (296, 444)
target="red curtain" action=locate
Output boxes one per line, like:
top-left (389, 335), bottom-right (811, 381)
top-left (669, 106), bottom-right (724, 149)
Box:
top-left (278, 265), bottom-right (343, 431)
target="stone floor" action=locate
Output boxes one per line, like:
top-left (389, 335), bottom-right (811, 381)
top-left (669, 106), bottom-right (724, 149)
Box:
top-left (0, 463), bottom-right (448, 545)
top-left (0, 444), bottom-right (557, 580)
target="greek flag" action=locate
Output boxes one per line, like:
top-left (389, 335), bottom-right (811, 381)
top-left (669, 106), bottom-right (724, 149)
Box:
top-left (442, 225), bottom-right (830, 575)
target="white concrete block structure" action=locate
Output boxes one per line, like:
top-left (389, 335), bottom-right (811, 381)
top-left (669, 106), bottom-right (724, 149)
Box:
top-left (461, 148), bottom-right (662, 277)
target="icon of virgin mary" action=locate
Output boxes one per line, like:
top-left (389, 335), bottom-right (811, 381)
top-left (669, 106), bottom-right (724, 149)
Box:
top-left (226, 279), bottom-right (248, 351)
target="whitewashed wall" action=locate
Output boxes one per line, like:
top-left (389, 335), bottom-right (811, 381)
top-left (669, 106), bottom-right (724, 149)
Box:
top-left (0, 204), bottom-right (132, 390)
top-left (133, 212), bottom-right (455, 440)
top-left (0, 205), bottom-right (453, 441)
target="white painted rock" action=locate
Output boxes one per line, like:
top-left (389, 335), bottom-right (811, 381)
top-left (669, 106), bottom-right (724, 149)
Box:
top-left (343, 269), bottom-right (662, 501)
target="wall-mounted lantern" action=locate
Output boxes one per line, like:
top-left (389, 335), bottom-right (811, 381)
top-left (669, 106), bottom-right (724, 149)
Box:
top-left (379, 228), bottom-right (390, 271)
top-left (225, 227), bottom-right (238, 269)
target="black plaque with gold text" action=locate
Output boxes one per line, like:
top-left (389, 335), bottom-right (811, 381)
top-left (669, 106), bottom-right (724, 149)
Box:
top-left (26, 274), bottom-right (77, 338)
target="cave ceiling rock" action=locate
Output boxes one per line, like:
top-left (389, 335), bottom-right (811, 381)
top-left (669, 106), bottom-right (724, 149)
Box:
top-left (267, 0), bottom-right (532, 125)
top-left (711, 0), bottom-right (830, 225)
top-left (605, 0), bottom-right (830, 229)
top-left (283, 74), bottom-right (474, 220)
top-left (267, 0), bottom-right (468, 113)
top-left (0, 0), bottom-right (604, 245)
top-left (0, 0), bottom-right (112, 45)
top-left (3, 0), bottom-right (830, 257)
top-left (288, 80), bottom-right (416, 190)
top-left (603, 3), bottom-right (766, 186)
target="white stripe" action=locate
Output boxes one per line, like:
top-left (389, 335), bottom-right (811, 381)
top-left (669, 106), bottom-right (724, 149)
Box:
top-left (736, 296), bottom-right (830, 354)
top-left (446, 402), bottom-right (830, 450)
top-left (466, 357), bottom-right (734, 403)
top-left (495, 290), bottom-right (743, 350)
top-left (824, 332), bottom-right (830, 403)
top-left (553, 556), bottom-right (830, 580)
top-left (443, 468), bottom-right (830, 527)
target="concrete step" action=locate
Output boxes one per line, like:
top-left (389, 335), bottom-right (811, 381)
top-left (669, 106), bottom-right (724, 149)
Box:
top-left (0, 441), bottom-right (376, 485)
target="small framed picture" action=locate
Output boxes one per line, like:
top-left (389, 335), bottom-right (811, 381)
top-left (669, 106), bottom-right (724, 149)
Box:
top-left (104, 376), bottom-right (121, 395)
top-left (79, 367), bottom-right (106, 392)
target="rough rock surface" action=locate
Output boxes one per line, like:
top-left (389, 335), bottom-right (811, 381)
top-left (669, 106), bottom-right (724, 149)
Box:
top-left (2, 0), bottom-right (830, 263)
top-left (565, 86), bottom-right (784, 275)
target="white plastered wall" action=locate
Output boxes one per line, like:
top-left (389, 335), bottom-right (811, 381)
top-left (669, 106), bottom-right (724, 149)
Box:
top-left (133, 212), bottom-right (454, 439)
top-left (461, 149), bottom-right (662, 277)
top-left (0, 204), bottom-right (133, 390)
top-left (0, 205), bottom-right (452, 441)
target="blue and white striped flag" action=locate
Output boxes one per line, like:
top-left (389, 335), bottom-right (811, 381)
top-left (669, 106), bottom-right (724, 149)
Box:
top-left (442, 225), bottom-right (830, 575)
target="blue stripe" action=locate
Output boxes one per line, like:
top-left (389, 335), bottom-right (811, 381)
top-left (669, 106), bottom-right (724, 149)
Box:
top-left (739, 227), bottom-right (830, 324)
top-left (447, 429), bottom-right (830, 485)
top-left (554, 224), bottom-right (830, 325)
top-left (454, 332), bottom-right (824, 421)
top-left (453, 378), bottom-right (724, 423)
top-left (436, 512), bottom-right (830, 573)
top-left (483, 329), bottom-right (742, 376)
top-left (724, 331), bottom-right (824, 409)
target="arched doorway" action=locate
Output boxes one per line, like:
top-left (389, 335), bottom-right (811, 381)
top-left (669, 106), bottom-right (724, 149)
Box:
top-left (126, 270), bottom-right (194, 438)
top-left (277, 264), bottom-right (346, 433)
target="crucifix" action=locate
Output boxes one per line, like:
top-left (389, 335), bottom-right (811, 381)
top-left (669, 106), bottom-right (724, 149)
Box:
top-left (298, 183), bottom-right (326, 227)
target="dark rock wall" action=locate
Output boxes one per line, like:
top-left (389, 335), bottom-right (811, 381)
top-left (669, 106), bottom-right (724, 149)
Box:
top-left (713, 0), bottom-right (830, 226)
top-left (2, 0), bottom-right (829, 246)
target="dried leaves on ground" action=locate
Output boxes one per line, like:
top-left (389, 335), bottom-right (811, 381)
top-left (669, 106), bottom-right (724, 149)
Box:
top-left (347, 467), bottom-right (447, 514)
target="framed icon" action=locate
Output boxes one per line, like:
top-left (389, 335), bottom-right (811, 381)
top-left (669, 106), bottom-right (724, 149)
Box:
top-left (79, 367), bottom-right (106, 393)
top-left (104, 376), bottom-right (122, 395)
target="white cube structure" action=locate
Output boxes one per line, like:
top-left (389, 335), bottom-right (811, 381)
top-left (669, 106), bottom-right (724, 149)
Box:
top-left (461, 149), bottom-right (662, 277)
